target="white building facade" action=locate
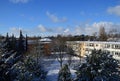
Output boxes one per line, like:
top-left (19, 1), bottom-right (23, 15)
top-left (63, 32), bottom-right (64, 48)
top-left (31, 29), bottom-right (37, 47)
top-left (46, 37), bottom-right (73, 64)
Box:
top-left (67, 41), bottom-right (120, 61)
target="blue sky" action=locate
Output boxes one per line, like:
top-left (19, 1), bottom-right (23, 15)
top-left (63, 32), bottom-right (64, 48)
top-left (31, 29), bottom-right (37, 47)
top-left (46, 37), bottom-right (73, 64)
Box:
top-left (0, 0), bottom-right (120, 37)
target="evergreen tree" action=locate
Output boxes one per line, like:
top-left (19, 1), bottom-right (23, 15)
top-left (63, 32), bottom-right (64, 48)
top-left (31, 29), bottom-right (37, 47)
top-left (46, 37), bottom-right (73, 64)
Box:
top-left (74, 50), bottom-right (120, 81)
top-left (58, 64), bottom-right (72, 81)
top-left (11, 34), bottom-right (17, 51)
top-left (0, 33), bottom-right (14, 60)
top-left (0, 32), bottom-right (29, 81)
top-left (3, 33), bottom-right (11, 52)
top-left (0, 33), bottom-right (16, 81)
top-left (10, 56), bottom-right (47, 81)
top-left (99, 26), bottom-right (107, 41)
top-left (18, 30), bottom-right (25, 53)
top-left (25, 34), bottom-right (28, 51)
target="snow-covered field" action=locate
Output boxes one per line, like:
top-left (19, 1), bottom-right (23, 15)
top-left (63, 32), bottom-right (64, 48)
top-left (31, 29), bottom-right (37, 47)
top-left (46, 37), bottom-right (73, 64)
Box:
top-left (41, 54), bottom-right (85, 81)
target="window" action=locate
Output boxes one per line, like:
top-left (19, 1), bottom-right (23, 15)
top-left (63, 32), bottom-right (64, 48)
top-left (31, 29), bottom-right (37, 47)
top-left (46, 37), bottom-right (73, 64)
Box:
top-left (89, 43), bottom-right (94, 47)
top-left (112, 45), bottom-right (115, 49)
top-left (112, 51), bottom-right (115, 55)
top-left (115, 52), bottom-right (119, 55)
top-left (115, 45), bottom-right (120, 49)
top-left (105, 44), bottom-right (110, 48)
top-left (118, 53), bottom-right (120, 57)
top-left (85, 48), bottom-right (88, 51)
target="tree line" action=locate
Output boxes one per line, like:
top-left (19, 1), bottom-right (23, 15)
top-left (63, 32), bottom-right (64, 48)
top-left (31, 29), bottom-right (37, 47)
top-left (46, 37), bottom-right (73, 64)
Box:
top-left (48, 27), bottom-right (120, 41)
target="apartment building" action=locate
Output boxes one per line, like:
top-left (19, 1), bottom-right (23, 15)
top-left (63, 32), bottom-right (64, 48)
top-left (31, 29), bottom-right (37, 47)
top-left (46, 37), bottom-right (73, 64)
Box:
top-left (66, 41), bottom-right (85, 57)
top-left (67, 41), bottom-right (120, 61)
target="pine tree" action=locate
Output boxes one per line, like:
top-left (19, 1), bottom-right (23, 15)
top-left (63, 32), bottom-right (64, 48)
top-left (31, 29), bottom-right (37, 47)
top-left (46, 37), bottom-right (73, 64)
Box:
top-left (3, 33), bottom-right (11, 52)
top-left (99, 26), bottom-right (107, 41)
top-left (18, 30), bottom-right (25, 53)
top-left (0, 32), bottom-right (28, 81)
top-left (58, 64), bottom-right (72, 81)
top-left (11, 34), bottom-right (17, 51)
top-left (25, 34), bottom-right (28, 51)
top-left (74, 50), bottom-right (120, 81)
top-left (0, 33), bottom-right (16, 81)
top-left (0, 33), bottom-right (14, 60)
top-left (10, 56), bottom-right (47, 81)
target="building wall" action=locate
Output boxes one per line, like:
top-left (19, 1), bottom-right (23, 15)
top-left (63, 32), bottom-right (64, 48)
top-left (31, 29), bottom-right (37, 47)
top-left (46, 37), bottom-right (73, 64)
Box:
top-left (80, 42), bottom-right (85, 57)
top-left (39, 42), bottom-right (51, 55)
top-left (44, 43), bottom-right (51, 55)
top-left (67, 41), bottom-right (85, 57)
top-left (67, 41), bottom-right (120, 60)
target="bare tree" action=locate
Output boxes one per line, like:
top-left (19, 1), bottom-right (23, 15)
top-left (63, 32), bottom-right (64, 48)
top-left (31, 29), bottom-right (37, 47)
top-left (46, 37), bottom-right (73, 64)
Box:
top-left (28, 39), bottom-right (43, 64)
top-left (66, 47), bottom-right (74, 66)
top-left (108, 28), bottom-right (120, 38)
top-left (92, 32), bottom-right (98, 40)
top-left (99, 26), bottom-right (107, 41)
top-left (52, 36), bottom-right (66, 68)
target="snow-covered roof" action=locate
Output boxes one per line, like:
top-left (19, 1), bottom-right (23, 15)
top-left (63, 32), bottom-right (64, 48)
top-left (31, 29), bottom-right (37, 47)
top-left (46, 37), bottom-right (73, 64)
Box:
top-left (67, 41), bottom-right (120, 44)
top-left (28, 40), bottom-right (37, 44)
top-left (84, 41), bottom-right (120, 44)
top-left (107, 38), bottom-right (120, 42)
top-left (39, 38), bottom-right (52, 42)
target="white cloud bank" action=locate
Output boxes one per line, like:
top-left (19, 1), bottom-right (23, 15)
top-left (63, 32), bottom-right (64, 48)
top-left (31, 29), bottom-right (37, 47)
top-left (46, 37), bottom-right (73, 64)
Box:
top-left (9, 22), bottom-right (120, 37)
top-left (107, 5), bottom-right (120, 16)
top-left (37, 24), bottom-right (68, 34)
top-left (37, 22), bottom-right (120, 36)
top-left (38, 24), bottom-right (47, 32)
top-left (9, 27), bottom-right (31, 37)
top-left (73, 22), bottom-right (120, 35)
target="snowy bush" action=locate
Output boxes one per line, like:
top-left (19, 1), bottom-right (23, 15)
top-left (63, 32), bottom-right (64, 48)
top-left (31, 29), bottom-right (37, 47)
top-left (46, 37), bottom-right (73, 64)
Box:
top-left (10, 56), bottom-right (47, 81)
top-left (58, 64), bottom-right (72, 81)
top-left (74, 50), bottom-right (120, 81)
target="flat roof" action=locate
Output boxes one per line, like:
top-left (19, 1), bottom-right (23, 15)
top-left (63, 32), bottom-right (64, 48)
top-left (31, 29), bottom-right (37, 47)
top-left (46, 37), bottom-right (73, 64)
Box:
top-left (39, 38), bottom-right (52, 42)
top-left (67, 41), bottom-right (120, 44)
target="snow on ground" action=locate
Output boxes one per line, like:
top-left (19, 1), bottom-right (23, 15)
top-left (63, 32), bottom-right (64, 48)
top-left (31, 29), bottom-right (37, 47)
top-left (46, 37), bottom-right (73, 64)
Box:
top-left (41, 54), bottom-right (85, 81)
top-left (46, 59), bottom-right (60, 81)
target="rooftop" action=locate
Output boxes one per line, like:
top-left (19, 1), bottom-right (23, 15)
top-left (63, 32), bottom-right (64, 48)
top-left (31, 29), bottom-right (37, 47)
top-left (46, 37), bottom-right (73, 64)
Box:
top-left (39, 38), bottom-right (52, 43)
top-left (67, 41), bottom-right (120, 44)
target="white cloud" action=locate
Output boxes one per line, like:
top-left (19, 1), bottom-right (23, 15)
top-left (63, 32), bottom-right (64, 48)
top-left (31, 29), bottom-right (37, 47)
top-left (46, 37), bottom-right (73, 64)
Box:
top-left (74, 25), bottom-right (84, 35)
top-left (107, 5), bottom-right (120, 16)
top-left (36, 24), bottom-right (72, 36)
top-left (10, 27), bottom-right (22, 35)
top-left (92, 22), bottom-right (120, 33)
top-left (91, 22), bottom-right (113, 32)
top-left (36, 22), bottom-right (120, 36)
top-left (9, 0), bottom-right (30, 4)
top-left (56, 27), bottom-right (64, 32)
top-left (46, 11), bottom-right (67, 23)
top-left (8, 22), bottom-right (120, 37)
top-left (37, 24), bottom-right (47, 32)
top-left (73, 22), bottom-right (120, 36)
top-left (64, 28), bottom-right (70, 33)
top-left (37, 24), bottom-right (67, 33)
top-left (9, 27), bottom-right (30, 37)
